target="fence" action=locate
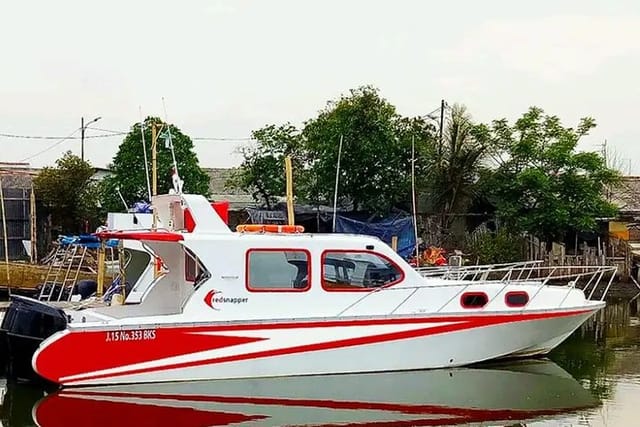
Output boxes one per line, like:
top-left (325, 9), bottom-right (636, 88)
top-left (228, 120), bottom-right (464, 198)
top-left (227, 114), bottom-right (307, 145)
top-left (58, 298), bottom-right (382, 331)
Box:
top-left (0, 187), bottom-right (31, 260)
top-left (527, 236), bottom-right (628, 280)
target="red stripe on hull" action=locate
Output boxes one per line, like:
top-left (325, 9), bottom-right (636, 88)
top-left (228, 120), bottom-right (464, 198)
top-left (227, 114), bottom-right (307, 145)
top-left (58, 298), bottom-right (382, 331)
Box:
top-left (35, 309), bottom-right (592, 385)
top-left (34, 331), bottom-right (265, 383)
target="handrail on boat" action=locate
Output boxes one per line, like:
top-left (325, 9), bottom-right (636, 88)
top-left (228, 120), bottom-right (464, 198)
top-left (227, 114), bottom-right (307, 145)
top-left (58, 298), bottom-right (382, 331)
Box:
top-left (340, 264), bottom-right (618, 316)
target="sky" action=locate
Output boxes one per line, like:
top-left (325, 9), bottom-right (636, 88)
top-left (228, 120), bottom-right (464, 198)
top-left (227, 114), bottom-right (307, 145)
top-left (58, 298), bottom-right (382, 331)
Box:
top-left (1, 0), bottom-right (639, 174)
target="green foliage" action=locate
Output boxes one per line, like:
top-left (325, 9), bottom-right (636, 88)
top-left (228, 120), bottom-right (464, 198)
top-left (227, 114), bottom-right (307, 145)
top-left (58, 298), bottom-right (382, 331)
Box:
top-left (464, 227), bottom-right (523, 264)
top-left (33, 151), bottom-right (101, 233)
top-left (228, 124), bottom-right (304, 208)
top-left (101, 117), bottom-right (210, 211)
top-left (303, 85), bottom-right (426, 213)
top-left (228, 87), bottom-right (618, 248)
top-left (481, 107), bottom-right (620, 241)
top-left (421, 105), bottom-right (489, 245)
top-left (230, 86), bottom-right (435, 214)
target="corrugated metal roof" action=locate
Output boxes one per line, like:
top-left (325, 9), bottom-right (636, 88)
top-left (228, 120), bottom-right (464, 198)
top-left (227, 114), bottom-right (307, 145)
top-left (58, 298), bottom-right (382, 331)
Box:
top-left (609, 176), bottom-right (640, 215)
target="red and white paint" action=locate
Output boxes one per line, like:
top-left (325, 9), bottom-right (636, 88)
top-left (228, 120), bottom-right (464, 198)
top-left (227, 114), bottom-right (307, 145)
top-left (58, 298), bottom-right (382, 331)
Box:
top-left (29, 193), bottom-right (606, 386)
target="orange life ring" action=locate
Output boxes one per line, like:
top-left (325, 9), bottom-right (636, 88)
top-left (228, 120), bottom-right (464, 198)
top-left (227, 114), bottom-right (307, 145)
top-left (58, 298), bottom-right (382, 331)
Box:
top-left (236, 224), bottom-right (305, 233)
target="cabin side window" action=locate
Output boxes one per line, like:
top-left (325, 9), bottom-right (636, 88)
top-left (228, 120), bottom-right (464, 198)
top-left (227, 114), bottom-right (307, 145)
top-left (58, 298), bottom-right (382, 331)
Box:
top-left (185, 247), bottom-right (208, 286)
top-left (321, 250), bottom-right (403, 291)
top-left (246, 249), bottom-right (310, 292)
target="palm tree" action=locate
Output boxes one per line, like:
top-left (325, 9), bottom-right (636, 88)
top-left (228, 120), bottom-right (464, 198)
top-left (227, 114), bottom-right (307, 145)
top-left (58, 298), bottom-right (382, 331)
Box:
top-left (423, 104), bottom-right (488, 244)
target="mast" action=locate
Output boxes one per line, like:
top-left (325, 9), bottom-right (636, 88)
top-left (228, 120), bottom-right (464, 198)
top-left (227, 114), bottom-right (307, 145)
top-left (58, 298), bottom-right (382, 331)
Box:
top-left (411, 135), bottom-right (420, 266)
top-left (332, 135), bottom-right (344, 233)
top-left (139, 108), bottom-right (152, 201)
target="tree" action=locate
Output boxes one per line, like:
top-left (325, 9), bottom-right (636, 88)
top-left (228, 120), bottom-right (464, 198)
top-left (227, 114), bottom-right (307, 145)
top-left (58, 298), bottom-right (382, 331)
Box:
top-left (480, 107), bottom-right (620, 242)
top-left (33, 151), bottom-right (101, 234)
top-left (228, 86), bottom-right (435, 215)
top-left (101, 117), bottom-right (210, 212)
top-left (228, 124), bottom-right (305, 208)
top-left (422, 104), bottom-right (489, 242)
top-left (303, 85), bottom-right (431, 213)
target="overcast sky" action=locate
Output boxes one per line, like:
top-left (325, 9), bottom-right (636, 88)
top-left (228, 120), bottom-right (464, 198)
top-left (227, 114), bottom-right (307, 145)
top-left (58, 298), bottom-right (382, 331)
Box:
top-left (1, 0), bottom-right (638, 174)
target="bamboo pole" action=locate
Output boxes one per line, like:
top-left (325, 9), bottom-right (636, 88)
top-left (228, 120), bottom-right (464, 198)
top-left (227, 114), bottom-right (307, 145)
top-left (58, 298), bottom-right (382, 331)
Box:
top-left (285, 156), bottom-right (294, 226)
top-left (391, 236), bottom-right (398, 252)
top-left (96, 239), bottom-right (106, 297)
top-left (30, 184), bottom-right (37, 263)
top-left (115, 240), bottom-right (126, 304)
top-left (150, 123), bottom-right (160, 230)
top-left (0, 178), bottom-right (10, 294)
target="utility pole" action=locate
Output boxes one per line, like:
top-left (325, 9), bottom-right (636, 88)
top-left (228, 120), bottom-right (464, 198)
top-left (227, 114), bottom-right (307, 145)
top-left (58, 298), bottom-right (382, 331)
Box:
top-left (81, 117), bottom-right (84, 161)
top-left (80, 116), bottom-right (102, 161)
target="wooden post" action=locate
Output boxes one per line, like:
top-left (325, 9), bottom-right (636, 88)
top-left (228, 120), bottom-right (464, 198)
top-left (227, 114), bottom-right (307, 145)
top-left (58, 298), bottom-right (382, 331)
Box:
top-left (150, 123), bottom-right (161, 230)
top-left (30, 185), bottom-right (37, 263)
top-left (117, 240), bottom-right (126, 304)
top-left (96, 239), bottom-right (106, 297)
top-left (0, 178), bottom-right (10, 294)
top-left (391, 236), bottom-right (398, 252)
top-left (285, 156), bottom-right (294, 226)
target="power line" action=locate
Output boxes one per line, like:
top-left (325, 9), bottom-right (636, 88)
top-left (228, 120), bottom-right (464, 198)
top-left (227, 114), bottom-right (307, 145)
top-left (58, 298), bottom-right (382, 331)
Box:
top-left (192, 137), bottom-right (253, 141)
top-left (19, 128), bottom-right (81, 162)
top-left (0, 130), bottom-right (252, 142)
top-left (85, 125), bottom-right (253, 141)
top-left (85, 126), bottom-right (127, 135)
top-left (0, 131), bottom-right (125, 140)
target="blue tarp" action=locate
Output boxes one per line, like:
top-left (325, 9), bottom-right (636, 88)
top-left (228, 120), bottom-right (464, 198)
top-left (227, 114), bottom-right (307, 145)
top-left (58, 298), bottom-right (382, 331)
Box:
top-left (335, 215), bottom-right (416, 259)
top-left (59, 234), bottom-right (119, 248)
top-left (132, 201), bottom-right (152, 213)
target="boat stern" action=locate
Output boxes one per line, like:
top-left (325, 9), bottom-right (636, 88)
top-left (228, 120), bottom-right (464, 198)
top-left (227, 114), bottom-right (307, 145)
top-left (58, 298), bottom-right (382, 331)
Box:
top-left (0, 295), bottom-right (67, 383)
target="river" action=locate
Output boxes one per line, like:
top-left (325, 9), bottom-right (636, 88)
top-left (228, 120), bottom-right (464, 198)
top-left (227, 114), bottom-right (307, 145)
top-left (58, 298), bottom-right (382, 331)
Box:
top-left (1, 295), bottom-right (639, 426)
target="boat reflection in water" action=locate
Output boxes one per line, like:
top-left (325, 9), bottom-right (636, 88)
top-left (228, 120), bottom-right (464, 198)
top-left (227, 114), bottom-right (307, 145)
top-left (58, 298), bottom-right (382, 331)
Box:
top-left (29, 359), bottom-right (599, 427)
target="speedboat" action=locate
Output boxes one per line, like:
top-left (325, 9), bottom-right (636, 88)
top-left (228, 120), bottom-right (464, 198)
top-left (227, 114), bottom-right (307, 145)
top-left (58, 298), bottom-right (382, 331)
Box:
top-left (29, 359), bottom-right (600, 426)
top-left (0, 193), bottom-right (614, 387)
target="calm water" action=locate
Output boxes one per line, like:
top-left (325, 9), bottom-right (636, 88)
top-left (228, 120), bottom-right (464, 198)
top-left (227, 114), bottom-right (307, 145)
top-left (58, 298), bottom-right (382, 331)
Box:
top-left (1, 297), bottom-right (640, 426)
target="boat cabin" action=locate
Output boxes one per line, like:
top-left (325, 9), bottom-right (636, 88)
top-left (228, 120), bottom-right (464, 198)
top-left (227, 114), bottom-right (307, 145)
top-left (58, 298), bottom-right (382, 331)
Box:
top-left (77, 194), bottom-right (594, 325)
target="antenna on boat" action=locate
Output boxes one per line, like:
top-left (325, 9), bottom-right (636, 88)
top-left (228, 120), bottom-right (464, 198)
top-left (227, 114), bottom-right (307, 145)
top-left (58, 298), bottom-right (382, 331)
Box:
top-left (116, 186), bottom-right (128, 211)
top-left (139, 106), bottom-right (152, 202)
top-left (332, 134), bottom-right (343, 233)
top-left (411, 135), bottom-right (420, 266)
top-left (162, 97), bottom-right (183, 194)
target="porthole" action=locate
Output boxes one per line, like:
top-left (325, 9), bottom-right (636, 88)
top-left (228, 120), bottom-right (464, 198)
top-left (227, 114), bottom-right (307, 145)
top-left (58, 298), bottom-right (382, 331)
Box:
top-left (460, 292), bottom-right (488, 309)
top-left (505, 291), bottom-right (529, 307)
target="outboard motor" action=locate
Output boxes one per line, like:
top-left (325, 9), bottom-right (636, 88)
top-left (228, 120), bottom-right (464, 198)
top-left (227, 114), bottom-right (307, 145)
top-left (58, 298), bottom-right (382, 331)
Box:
top-left (0, 296), bottom-right (67, 383)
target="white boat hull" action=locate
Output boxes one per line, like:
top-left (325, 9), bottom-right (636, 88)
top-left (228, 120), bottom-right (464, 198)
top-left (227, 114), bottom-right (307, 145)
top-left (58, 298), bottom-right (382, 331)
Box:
top-left (33, 305), bottom-right (602, 386)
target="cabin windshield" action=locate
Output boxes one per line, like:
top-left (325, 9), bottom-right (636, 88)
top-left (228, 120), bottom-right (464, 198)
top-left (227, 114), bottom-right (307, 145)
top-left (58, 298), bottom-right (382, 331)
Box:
top-left (322, 251), bottom-right (403, 290)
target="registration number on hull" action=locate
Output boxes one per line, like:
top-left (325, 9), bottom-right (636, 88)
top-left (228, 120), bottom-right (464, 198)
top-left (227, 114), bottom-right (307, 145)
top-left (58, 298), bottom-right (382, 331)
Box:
top-left (105, 329), bottom-right (156, 342)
